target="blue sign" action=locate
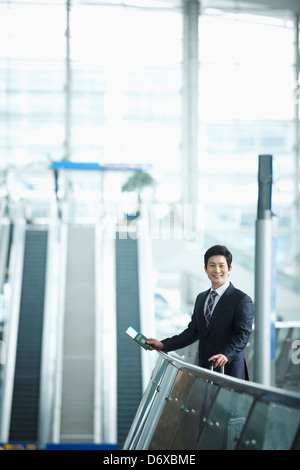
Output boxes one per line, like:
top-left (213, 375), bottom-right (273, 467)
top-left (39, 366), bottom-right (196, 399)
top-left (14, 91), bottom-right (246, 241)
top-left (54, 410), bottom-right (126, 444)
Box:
top-left (51, 161), bottom-right (152, 172)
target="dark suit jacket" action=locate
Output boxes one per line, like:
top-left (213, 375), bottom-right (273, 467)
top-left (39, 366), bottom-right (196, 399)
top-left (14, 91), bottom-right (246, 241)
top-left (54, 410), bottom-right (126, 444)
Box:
top-left (161, 283), bottom-right (253, 379)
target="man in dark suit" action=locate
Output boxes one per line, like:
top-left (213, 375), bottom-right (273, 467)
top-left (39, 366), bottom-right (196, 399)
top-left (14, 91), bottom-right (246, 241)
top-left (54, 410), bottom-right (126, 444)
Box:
top-left (147, 245), bottom-right (253, 380)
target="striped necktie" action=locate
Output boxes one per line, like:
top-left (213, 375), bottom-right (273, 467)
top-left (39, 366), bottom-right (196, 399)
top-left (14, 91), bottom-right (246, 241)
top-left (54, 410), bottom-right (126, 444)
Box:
top-left (204, 290), bottom-right (217, 326)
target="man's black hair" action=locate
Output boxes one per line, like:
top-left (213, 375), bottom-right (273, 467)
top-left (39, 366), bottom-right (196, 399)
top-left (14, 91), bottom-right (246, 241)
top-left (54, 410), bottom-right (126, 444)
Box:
top-left (204, 245), bottom-right (232, 269)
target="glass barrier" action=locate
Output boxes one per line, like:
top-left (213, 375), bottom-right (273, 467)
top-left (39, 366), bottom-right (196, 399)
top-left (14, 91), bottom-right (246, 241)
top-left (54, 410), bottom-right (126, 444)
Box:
top-left (165, 371), bottom-right (219, 450)
top-left (124, 351), bottom-right (300, 450)
top-left (149, 368), bottom-right (198, 450)
top-left (236, 396), bottom-right (300, 450)
top-left (196, 387), bottom-right (253, 450)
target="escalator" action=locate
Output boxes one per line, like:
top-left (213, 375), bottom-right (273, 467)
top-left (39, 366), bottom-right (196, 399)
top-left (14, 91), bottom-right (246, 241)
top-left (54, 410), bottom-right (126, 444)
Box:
top-left (9, 226), bottom-right (48, 442)
top-left (1, 221), bottom-right (153, 448)
top-left (115, 231), bottom-right (143, 448)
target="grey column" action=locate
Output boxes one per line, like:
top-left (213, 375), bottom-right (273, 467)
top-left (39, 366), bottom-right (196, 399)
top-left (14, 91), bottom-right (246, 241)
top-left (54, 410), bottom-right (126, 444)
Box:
top-left (182, 0), bottom-right (200, 235)
top-left (254, 155), bottom-right (274, 386)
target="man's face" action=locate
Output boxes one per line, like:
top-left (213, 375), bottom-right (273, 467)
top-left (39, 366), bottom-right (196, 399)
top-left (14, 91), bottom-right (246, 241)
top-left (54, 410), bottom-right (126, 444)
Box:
top-left (204, 255), bottom-right (232, 289)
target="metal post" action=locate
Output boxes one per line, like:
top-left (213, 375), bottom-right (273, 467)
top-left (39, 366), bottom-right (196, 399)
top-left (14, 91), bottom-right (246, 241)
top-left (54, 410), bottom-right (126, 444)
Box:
top-left (254, 154), bottom-right (274, 386)
top-left (182, 0), bottom-right (200, 234)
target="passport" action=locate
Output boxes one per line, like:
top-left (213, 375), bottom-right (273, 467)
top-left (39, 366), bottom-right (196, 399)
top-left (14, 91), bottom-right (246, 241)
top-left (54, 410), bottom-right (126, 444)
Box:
top-left (126, 326), bottom-right (150, 350)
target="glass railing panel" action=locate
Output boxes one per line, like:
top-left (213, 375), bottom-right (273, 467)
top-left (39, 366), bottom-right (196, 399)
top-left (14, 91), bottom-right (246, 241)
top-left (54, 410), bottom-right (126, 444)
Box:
top-left (148, 368), bottom-right (196, 450)
top-left (131, 361), bottom-right (179, 450)
top-left (237, 399), bottom-right (300, 450)
top-left (169, 375), bottom-right (219, 450)
top-left (196, 387), bottom-right (254, 450)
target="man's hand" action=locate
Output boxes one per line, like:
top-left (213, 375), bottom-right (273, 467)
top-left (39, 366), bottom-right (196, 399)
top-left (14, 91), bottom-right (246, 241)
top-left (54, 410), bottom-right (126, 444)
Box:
top-left (147, 338), bottom-right (164, 351)
top-left (208, 354), bottom-right (228, 368)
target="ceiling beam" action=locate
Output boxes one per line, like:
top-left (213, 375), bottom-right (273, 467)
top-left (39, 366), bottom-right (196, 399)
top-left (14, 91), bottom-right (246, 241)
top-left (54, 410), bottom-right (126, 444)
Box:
top-left (213, 0), bottom-right (300, 14)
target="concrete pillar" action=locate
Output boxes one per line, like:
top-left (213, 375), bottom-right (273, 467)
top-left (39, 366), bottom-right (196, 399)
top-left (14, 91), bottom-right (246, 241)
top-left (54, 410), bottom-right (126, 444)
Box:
top-left (182, 0), bottom-right (200, 235)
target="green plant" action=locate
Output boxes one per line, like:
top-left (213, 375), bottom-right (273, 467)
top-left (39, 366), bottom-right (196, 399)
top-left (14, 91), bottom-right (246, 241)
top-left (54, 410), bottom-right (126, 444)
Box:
top-left (121, 171), bottom-right (155, 203)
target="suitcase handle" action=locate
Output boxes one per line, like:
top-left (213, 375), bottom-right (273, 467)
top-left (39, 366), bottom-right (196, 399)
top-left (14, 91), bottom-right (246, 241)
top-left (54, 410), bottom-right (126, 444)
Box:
top-left (210, 359), bottom-right (225, 374)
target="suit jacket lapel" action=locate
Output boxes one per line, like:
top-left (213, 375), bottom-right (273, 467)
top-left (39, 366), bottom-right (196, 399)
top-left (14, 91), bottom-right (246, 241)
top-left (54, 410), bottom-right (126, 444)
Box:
top-left (198, 289), bottom-right (210, 334)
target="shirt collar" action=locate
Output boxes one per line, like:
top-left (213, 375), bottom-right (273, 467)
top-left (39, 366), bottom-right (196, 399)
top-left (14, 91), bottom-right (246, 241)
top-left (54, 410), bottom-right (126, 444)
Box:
top-left (211, 281), bottom-right (230, 297)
